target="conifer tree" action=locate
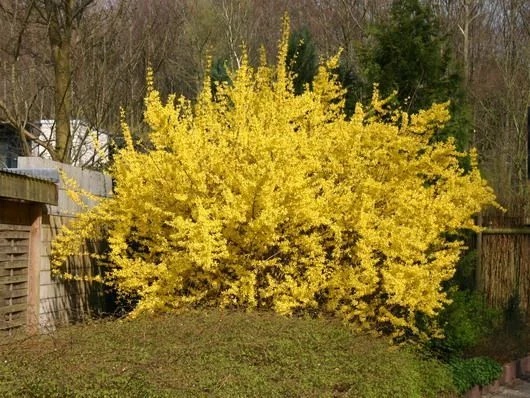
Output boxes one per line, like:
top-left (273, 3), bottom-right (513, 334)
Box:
top-left (286, 27), bottom-right (319, 95)
top-left (210, 58), bottom-right (232, 96)
top-left (364, 0), bottom-right (469, 149)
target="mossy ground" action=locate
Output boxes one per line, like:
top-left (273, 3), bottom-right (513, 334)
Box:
top-left (0, 310), bottom-right (457, 397)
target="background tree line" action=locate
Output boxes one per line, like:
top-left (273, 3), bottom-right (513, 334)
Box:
top-left (1, 0), bottom-right (529, 214)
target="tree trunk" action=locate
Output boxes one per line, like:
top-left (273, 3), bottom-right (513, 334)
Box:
top-left (47, 0), bottom-right (73, 163)
top-left (462, 0), bottom-right (470, 87)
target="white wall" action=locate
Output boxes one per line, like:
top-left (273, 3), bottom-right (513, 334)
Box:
top-left (30, 120), bottom-right (110, 168)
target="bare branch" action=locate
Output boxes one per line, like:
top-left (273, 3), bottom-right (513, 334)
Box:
top-left (0, 99), bottom-right (58, 158)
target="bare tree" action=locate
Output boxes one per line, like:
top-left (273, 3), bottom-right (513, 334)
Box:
top-left (0, 0), bottom-right (97, 163)
top-left (0, 0), bottom-right (57, 157)
top-left (38, 0), bottom-right (96, 162)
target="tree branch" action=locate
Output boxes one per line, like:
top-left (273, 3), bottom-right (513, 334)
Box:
top-left (0, 99), bottom-right (58, 159)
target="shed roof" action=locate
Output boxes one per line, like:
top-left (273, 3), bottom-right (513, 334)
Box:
top-left (0, 169), bottom-right (58, 205)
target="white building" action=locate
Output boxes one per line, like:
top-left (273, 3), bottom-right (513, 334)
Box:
top-left (30, 120), bottom-right (110, 168)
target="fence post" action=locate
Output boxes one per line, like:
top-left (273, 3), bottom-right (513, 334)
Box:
top-left (476, 213), bottom-right (483, 292)
top-left (27, 204), bottom-right (42, 334)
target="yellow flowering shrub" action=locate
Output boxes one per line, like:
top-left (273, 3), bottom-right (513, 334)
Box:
top-left (52, 21), bottom-right (497, 338)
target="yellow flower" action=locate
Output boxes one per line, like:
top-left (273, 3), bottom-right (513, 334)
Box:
top-left (52, 16), bottom-right (497, 340)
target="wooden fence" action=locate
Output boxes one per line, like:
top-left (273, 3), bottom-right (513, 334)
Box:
top-left (0, 224), bottom-right (30, 332)
top-left (477, 218), bottom-right (530, 317)
top-left (1, 158), bottom-right (111, 334)
top-left (16, 157), bottom-right (112, 332)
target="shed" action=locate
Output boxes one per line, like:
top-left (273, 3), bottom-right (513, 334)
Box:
top-left (1, 157), bottom-right (112, 334)
top-left (0, 169), bottom-right (58, 333)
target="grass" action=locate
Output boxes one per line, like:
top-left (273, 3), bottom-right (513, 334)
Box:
top-left (0, 310), bottom-right (457, 397)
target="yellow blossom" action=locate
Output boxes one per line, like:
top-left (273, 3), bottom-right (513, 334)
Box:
top-left (52, 18), bottom-right (498, 338)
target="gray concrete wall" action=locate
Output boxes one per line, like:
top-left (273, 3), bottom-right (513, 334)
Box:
top-left (17, 157), bottom-right (111, 331)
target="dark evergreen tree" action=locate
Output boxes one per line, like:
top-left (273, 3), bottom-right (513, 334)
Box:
top-left (364, 0), bottom-right (470, 149)
top-left (210, 58), bottom-right (232, 97)
top-left (286, 27), bottom-right (319, 95)
top-left (335, 60), bottom-right (370, 118)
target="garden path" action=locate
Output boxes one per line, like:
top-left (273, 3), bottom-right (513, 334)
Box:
top-left (488, 379), bottom-right (530, 397)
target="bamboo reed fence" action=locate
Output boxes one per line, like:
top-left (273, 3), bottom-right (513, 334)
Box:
top-left (477, 214), bottom-right (530, 317)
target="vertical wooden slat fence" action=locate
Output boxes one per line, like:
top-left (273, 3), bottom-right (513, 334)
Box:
top-left (479, 227), bottom-right (530, 317)
top-left (0, 224), bottom-right (30, 333)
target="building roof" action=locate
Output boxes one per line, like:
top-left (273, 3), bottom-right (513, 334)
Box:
top-left (0, 169), bottom-right (58, 205)
top-left (4, 168), bottom-right (60, 183)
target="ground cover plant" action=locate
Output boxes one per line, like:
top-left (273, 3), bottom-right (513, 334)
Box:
top-left (0, 310), bottom-right (457, 398)
top-left (466, 295), bottom-right (530, 364)
top-left (448, 356), bottom-right (502, 395)
top-left (52, 18), bottom-right (497, 340)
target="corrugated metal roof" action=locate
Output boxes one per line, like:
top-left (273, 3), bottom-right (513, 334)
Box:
top-left (3, 168), bottom-right (60, 183)
top-left (0, 169), bottom-right (58, 205)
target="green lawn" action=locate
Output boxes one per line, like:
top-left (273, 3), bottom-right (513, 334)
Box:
top-left (0, 310), bottom-right (457, 397)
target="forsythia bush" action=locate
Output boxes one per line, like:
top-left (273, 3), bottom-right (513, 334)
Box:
top-left (52, 22), bottom-right (497, 338)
